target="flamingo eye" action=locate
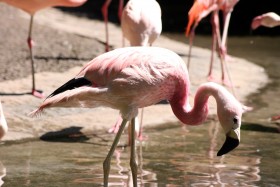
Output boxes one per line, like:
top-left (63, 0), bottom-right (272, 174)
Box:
top-left (233, 117), bottom-right (239, 125)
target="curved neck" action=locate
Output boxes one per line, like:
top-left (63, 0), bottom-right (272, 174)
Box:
top-left (170, 83), bottom-right (222, 126)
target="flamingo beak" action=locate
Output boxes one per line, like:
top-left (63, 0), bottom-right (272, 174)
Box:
top-left (217, 128), bottom-right (240, 156)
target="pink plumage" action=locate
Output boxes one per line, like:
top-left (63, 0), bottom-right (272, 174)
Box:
top-left (251, 12), bottom-right (280, 30)
top-left (121, 0), bottom-right (162, 46)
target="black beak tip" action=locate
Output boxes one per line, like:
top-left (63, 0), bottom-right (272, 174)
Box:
top-left (217, 136), bottom-right (239, 156)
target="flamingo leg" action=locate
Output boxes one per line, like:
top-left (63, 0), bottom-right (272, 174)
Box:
top-left (208, 12), bottom-right (218, 81)
top-left (117, 0), bottom-right (124, 22)
top-left (108, 115), bottom-right (122, 134)
top-left (220, 11), bottom-right (236, 96)
top-left (130, 117), bottom-right (138, 187)
top-left (187, 26), bottom-right (196, 70)
top-left (221, 12), bottom-right (232, 58)
top-left (118, 0), bottom-right (125, 47)
top-left (138, 108), bottom-right (144, 141)
top-left (101, 0), bottom-right (112, 52)
top-left (27, 15), bottom-right (44, 98)
top-left (103, 119), bottom-right (128, 187)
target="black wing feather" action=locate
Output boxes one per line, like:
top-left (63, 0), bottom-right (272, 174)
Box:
top-left (46, 77), bottom-right (92, 99)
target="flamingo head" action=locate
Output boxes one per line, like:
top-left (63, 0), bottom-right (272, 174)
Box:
top-left (215, 90), bottom-right (251, 156)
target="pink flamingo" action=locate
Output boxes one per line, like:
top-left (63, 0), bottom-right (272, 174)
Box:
top-left (0, 0), bottom-right (87, 98)
top-left (108, 0), bottom-right (162, 140)
top-left (0, 100), bottom-right (8, 140)
top-left (251, 12), bottom-right (280, 30)
top-left (121, 0), bottom-right (162, 47)
top-left (186, 0), bottom-right (239, 85)
top-left (251, 12), bottom-right (280, 121)
top-left (101, 0), bottom-right (124, 52)
top-left (30, 46), bottom-right (247, 187)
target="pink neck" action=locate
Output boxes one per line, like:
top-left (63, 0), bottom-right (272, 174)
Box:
top-left (170, 85), bottom-right (211, 126)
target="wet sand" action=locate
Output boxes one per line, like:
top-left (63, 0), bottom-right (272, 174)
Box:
top-left (0, 5), bottom-right (268, 141)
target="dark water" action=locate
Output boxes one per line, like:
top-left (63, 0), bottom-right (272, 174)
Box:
top-left (0, 36), bottom-right (279, 186)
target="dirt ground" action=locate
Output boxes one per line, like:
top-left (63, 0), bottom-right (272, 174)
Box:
top-left (0, 3), bottom-right (268, 142)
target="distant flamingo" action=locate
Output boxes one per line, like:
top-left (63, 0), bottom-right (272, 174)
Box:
top-left (30, 46), bottom-right (246, 187)
top-left (0, 100), bottom-right (8, 140)
top-left (109, 0), bottom-right (162, 140)
top-left (101, 0), bottom-right (124, 52)
top-left (121, 0), bottom-right (162, 47)
top-left (0, 0), bottom-right (87, 98)
top-left (186, 0), bottom-right (239, 85)
top-left (251, 12), bottom-right (280, 121)
top-left (251, 12), bottom-right (280, 30)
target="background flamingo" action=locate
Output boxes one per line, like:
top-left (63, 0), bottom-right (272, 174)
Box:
top-left (31, 46), bottom-right (246, 187)
top-left (101, 0), bottom-right (124, 52)
top-left (186, 0), bottom-right (239, 86)
top-left (0, 0), bottom-right (87, 98)
top-left (0, 100), bottom-right (8, 140)
top-left (108, 0), bottom-right (162, 140)
top-left (121, 0), bottom-right (162, 47)
top-left (251, 12), bottom-right (280, 30)
top-left (251, 12), bottom-right (280, 121)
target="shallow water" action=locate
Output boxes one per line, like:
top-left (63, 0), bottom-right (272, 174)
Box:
top-left (0, 121), bottom-right (279, 186)
top-left (1, 36), bottom-right (280, 186)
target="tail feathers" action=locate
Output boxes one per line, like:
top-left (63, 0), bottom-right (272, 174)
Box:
top-left (30, 77), bottom-right (92, 117)
top-left (186, 1), bottom-right (206, 36)
top-left (46, 77), bottom-right (92, 99)
top-left (29, 107), bottom-right (44, 118)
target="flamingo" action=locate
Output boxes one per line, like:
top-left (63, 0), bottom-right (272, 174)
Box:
top-left (251, 12), bottom-right (280, 30)
top-left (186, 0), bottom-right (239, 85)
top-left (0, 0), bottom-right (87, 98)
top-left (30, 46), bottom-right (246, 187)
top-left (108, 0), bottom-right (162, 140)
top-left (101, 0), bottom-right (124, 52)
top-left (251, 12), bottom-right (280, 121)
top-left (0, 100), bottom-right (8, 140)
top-left (121, 0), bottom-right (162, 47)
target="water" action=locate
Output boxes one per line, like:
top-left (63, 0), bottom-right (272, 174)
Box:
top-left (0, 36), bottom-right (280, 186)
top-left (0, 121), bottom-right (279, 186)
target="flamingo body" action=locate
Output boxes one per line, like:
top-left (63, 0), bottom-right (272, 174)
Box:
top-left (251, 12), bottom-right (280, 30)
top-left (0, 101), bottom-right (8, 140)
top-left (0, 0), bottom-right (86, 15)
top-left (31, 46), bottom-right (245, 186)
top-left (121, 0), bottom-right (162, 46)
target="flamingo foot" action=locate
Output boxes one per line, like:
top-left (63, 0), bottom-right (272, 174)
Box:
top-left (207, 75), bottom-right (217, 82)
top-left (271, 115), bottom-right (280, 121)
top-left (32, 89), bottom-right (44, 99)
top-left (108, 116), bottom-right (122, 134)
top-left (137, 133), bottom-right (148, 142)
top-left (108, 124), bottom-right (120, 134)
top-left (221, 78), bottom-right (233, 88)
